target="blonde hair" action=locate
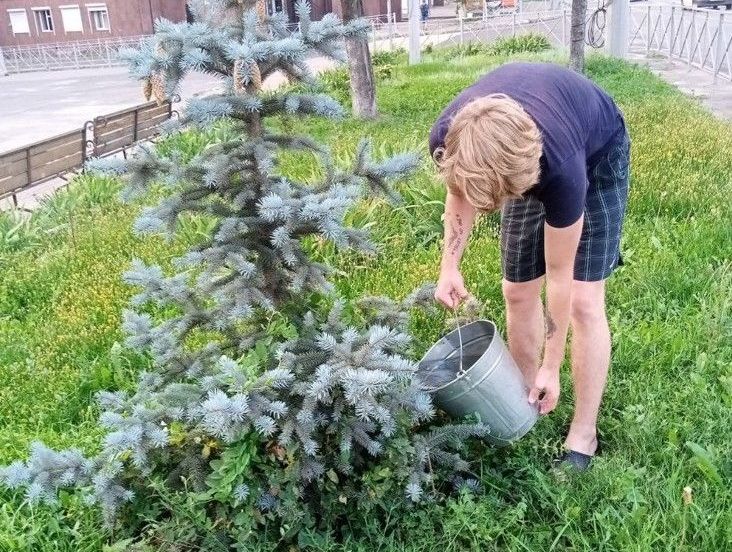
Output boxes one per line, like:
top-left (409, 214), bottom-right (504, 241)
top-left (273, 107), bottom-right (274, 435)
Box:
top-left (434, 94), bottom-right (542, 212)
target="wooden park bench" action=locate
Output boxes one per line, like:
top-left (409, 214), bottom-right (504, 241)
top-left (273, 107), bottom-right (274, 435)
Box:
top-left (0, 98), bottom-right (177, 207)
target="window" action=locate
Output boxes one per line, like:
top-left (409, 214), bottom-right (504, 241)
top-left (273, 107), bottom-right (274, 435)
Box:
top-left (60, 5), bottom-right (83, 32)
top-left (86, 4), bottom-right (109, 31)
top-left (32, 8), bottom-right (55, 32)
top-left (7, 9), bottom-right (31, 35)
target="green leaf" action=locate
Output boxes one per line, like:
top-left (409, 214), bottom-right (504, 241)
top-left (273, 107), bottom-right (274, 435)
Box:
top-left (103, 539), bottom-right (136, 552)
top-left (685, 442), bottom-right (723, 485)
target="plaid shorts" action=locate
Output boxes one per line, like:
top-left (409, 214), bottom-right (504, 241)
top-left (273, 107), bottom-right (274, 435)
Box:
top-left (500, 130), bottom-right (631, 283)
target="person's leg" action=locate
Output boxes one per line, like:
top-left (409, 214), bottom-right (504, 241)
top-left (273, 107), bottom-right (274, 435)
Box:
top-left (500, 195), bottom-right (547, 385)
top-left (503, 276), bottom-right (544, 385)
top-left (565, 129), bottom-right (630, 457)
top-left (565, 279), bottom-right (609, 455)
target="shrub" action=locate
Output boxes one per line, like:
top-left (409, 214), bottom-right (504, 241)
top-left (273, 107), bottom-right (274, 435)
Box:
top-left (0, 1), bottom-right (487, 548)
top-left (488, 34), bottom-right (551, 56)
top-left (440, 33), bottom-right (551, 60)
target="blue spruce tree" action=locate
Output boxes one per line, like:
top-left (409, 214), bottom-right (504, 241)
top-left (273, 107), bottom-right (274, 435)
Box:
top-left (1, 0), bottom-right (487, 546)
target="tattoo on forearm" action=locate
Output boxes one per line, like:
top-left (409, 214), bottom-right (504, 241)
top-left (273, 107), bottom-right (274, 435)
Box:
top-left (447, 214), bottom-right (465, 257)
top-left (546, 312), bottom-right (557, 339)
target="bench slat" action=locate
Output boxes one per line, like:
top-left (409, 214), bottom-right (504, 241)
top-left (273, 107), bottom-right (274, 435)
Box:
top-left (0, 172), bottom-right (29, 196)
top-left (30, 140), bottom-right (84, 167)
top-left (0, 150), bottom-right (27, 164)
top-left (29, 130), bottom-right (84, 157)
top-left (0, 157), bottom-right (27, 179)
top-left (32, 152), bottom-right (84, 182)
top-left (94, 113), bottom-right (136, 135)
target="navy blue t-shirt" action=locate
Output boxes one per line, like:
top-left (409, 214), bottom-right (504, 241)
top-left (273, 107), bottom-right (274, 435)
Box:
top-left (429, 62), bottom-right (625, 228)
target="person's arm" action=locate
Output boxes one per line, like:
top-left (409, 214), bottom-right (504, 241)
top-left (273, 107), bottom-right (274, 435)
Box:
top-left (528, 151), bottom-right (588, 414)
top-left (434, 191), bottom-right (477, 308)
top-left (528, 218), bottom-right (583, 414)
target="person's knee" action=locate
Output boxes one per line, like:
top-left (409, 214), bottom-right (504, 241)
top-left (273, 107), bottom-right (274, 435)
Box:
top-left (503, 280), bottom-right (540, 310)
top-left (570, 290), bottom-right (606, 327)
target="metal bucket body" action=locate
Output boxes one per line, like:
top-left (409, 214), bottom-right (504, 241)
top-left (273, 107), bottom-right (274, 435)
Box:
top-left (419, 320), bottom-right (538, 446)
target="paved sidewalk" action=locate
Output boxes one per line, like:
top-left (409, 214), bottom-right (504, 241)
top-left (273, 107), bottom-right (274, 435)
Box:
top-left (628, 52), bottom-right (732, 120)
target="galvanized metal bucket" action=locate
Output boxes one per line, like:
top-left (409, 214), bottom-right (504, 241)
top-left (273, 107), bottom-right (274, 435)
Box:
top-left (418, 320), bottom-right (538, 447)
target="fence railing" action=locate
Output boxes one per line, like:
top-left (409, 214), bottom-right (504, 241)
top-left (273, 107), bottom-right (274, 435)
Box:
top-left (630, 3), bottom-right (732, 81)
top-left (1, 35), bottom-right (146, 74)
top-left (363, 9), bottom-right (569, 52)
top-left (0, 98), bottom-right (177, 206)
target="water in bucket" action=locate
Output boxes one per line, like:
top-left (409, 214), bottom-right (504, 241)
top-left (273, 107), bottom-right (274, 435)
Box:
top-left (418, 355), bottom-right (482, 389)
top-left (417, 320), bottom-right (538, 446)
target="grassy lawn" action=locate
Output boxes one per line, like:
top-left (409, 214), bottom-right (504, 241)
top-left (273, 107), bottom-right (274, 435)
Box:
top-left (0, 49), bottom-right (730, 550)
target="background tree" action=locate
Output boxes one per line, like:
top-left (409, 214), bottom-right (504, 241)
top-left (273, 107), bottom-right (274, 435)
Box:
top-left (0, 0), bottom-right (485, 547)
top-left (569, 0), bottom-right (587, 72)
top-left (338, 0), bottom-right (378, 118)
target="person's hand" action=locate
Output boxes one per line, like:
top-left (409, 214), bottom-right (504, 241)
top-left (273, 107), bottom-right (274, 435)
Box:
top-left (434, 268), bottom-right (469, 309)
top-left (528, 365), bottom-right (560, 415)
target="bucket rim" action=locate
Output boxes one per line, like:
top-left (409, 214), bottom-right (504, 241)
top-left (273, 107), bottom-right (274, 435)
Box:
top-left (418, 319), bottom-right (498, 393)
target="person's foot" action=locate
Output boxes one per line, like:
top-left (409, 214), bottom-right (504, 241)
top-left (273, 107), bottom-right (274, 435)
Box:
top-left (553, 424), bottom-right (599, 472)
top-left (564, 424), bottom-right (598, 456)
top-left (553, 449), bottom-right (594, 471)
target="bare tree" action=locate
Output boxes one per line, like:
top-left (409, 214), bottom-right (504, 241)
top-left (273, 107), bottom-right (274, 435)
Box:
top-left (569, 0), bottom-right (587, 73)
top-left (339, 0), bottom-right (378, 118)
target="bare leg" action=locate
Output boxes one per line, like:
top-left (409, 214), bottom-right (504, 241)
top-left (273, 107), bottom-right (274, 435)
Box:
top-left (502, 277), bottom-right (545, 385)
top-left (566, 280), bottom-right (610, 455)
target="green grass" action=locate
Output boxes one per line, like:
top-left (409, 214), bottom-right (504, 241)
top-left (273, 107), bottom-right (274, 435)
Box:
top-left (1, 51), bottom-right (731, 551)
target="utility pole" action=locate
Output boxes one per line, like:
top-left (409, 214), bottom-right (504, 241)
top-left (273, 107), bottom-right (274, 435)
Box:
top-left (0, 48), bottom-right (8, 77)
top-left (607, 0), bottom-right (630, 58)
top-left (409, 0), bottom-right (420, 64)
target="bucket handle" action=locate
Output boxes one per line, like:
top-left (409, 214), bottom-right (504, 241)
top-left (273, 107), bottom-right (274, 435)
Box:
top-left (452, 305), bottom-right (466, 378)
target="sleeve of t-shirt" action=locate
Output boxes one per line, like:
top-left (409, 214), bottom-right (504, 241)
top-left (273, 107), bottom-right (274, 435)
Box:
top-left (428, 119), bottom-right (449, 158)
top-left (541, 150), bottom-right (588, 228)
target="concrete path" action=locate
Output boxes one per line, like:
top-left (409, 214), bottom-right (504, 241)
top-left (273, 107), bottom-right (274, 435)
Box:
top-left (628, 51), bottom-right (732, 120)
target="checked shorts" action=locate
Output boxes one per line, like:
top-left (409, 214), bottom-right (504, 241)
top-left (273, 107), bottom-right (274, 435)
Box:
top-left (500, 130), bottom-right (631, 283)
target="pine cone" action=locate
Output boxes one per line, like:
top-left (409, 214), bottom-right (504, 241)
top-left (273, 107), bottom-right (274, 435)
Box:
top-left (233, 59), bottom-right (245, 95)
top-left (142, 78), bottom-right (152, 101)
top-left (233, 59), bottom-right (262, 95)
top-left (256, 0), bottom-right (267, 22)
top-left (150, 72), bottom-right (167, 106)
top-left (247, 60), bottom-right (262, 93)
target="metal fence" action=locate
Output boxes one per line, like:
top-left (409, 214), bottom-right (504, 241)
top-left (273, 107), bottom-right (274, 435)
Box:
top-left (1, 36), bottom-right (146, 74)
top-left (630, 3), bottom-right (732, 81)
top-left (362, 9), bottom-right (569, 53)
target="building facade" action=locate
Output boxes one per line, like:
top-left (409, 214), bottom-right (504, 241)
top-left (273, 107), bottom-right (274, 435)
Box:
top-left (1, 0), bottom-right (399, 48)
top-left (285, 0), bottom-right (403, 22)
top-left (0, 0), bottom-right (187, 47)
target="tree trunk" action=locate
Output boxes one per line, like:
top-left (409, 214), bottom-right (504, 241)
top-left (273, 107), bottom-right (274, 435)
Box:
top-left (340, 0), bottom-right (377, 119)
top-left (569, 0), bottom-right (587, 73)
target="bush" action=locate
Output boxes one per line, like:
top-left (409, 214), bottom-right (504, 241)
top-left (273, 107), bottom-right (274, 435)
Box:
top-left (0, 3), bottom-right (488, 549)
top-left (372, 48), bottom-right (407, 67)
top-left (488, 34), bottom-right (551, 56)
top-left (440, 33), bottom-right (551, 60)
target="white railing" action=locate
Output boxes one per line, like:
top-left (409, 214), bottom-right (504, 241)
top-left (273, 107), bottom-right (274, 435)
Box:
top-left (363, 10), bottom-right (570, 52)
top-left (630, 3), bottom-right (732, 81)
top-left (0, 5), bottom-right (578, 75)
top-left (1, 36), bottom-right (147, 74)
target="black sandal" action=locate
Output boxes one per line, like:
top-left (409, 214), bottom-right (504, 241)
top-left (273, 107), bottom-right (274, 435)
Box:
top-left (554, 449), bottom-right (594, 471)
top-left (553, 439), bottom-right (601, 472)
